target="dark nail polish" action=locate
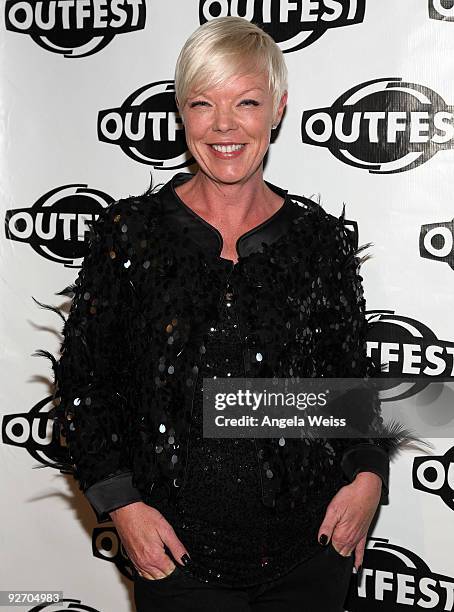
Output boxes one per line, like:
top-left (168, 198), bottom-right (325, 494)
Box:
top-left (358, 564), bottom-right (363, 576)
top-left (181, 553), bottom-right (191, 566)
top-left (319, 534), bottom-right (328, 546)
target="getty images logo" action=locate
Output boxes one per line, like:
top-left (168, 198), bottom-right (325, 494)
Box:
top-left (429, 0), bottom-right (454, 20)
top-left (5, 0), bottom-right (146, 58)
top-left (301, 78), bottom-right (454, 173)
top-left (420, 218), bottom-right (454, 271)
top-left (98, 81), bottom-right (191, 168)
top-left (344, 538), bottom-right (454, 611)
top-left (4, 185), bottom-right (113, 265)
top-left (199, 0), bottom-right (366, 52)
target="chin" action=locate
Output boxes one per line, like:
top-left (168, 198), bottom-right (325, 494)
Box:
top-left (212, 174), bottom-right (247, 184)
top-left (202, 166), bottom-right (256, 185)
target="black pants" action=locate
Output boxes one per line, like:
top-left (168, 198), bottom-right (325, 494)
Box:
top-left (133, 542), bottom-right (355, 612)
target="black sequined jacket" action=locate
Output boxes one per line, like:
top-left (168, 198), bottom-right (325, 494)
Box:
top-left (37, 172), bottom-right (405, 524)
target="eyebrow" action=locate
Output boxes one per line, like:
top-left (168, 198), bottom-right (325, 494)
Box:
top-left (189, 86), bottom-right (265, 99)
top-left (237, 87), bottom-right (265, 94)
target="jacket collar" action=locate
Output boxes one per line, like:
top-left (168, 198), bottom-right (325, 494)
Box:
top-left (155, 172), bottom-right (303, 260)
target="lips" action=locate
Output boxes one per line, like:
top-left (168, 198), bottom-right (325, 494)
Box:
top-left (210, 143), bottom-right (245, 152)
top-left (208, 143), bottom-right (247, 159)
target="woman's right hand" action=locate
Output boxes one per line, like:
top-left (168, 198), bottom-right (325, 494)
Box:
top-left (109, 501), bottom-right (191, 579)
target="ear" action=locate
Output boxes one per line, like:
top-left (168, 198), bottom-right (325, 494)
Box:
top-left (275, 90), bottom-right (288, 123)
top-left (175, 96), bottom-right (185, 124)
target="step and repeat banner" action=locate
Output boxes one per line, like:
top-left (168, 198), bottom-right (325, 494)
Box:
top-left (2, 1), bottom-right (454, 611)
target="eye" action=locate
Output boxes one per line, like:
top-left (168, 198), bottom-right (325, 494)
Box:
top-left (240, 99), bottom-right (260, 106)
top-left (189, 100), bottom-right (209, 108)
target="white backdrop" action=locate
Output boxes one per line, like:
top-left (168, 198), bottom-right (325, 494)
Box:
top-left (2, 1), bottom-right (454, 611)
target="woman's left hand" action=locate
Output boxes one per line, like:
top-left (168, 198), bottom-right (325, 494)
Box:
top-left (317, 471), bottom-right (383, 572)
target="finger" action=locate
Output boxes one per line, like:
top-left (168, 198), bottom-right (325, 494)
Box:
top-left (317, 505), bottom-right (338, 545)
top-left (156, 555), bottom-right (177, 576)
top-left (160, 524), bottom-right (192, 566)
top-left (160, 555), bottom-right (177, 575)
top-left (338, 544), bottom-right (353, 557)
top-left (138, 563), bottom-right (176, 580)
top-left (354, 536), bottom-right (366, 571)
top-left (138, 568), bottom-right (163, 580)
top-left (331, 539), bottom-right (353, 557)
top-left (135, 549), bottom-right (177, 579)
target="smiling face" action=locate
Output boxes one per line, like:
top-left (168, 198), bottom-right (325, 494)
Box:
top-left (178, 71), bottom-right (287, 186)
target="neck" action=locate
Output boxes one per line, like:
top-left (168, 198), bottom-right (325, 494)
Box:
top-left (176, 168), bottom-right (281, 229)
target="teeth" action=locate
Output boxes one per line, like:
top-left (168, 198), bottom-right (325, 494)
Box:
top-left (211, 144), bottom-right (244, 153)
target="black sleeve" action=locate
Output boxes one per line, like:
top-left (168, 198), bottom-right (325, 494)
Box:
top-left (310, 209), bottom-right (403, 504)
top-left (35, 199), bottom-right (143, 522)
top-left (84, 471), bottom-right (143, 523)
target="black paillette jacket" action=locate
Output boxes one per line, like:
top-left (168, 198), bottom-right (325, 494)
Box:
top-left (37, 172), bottom-right (406, 584)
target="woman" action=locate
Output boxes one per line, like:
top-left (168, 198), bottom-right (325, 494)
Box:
top-left (38, 16), bottom-right (410, 612)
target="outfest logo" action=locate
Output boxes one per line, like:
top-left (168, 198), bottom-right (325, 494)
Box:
top-left (429, 0), bottom-right (454, 21)
top-left (93, 525), bottom-right (137, 579)
top-left (4, 184), bottom-right (113, 266)
top-left (420, 218), bottom-right (454, 271)
top-left (2, 398), bottom-right (141, 579)
top-left (345, 538), bottom-right (454, 611)
top-left (98, 81), bottom-right (191, 168)
top-left (199, 0), bottom-right (366, 52)
top-left (301, 78), bottom-right (454, 173)
top-left (1, 396), bottom-right (67, 472)
top-left (29, 601), bottom-right (101, 611)
top-left (365, 311), bottom-right (454, 399)
top-left (413, 446), bottom-right (454, 512)
top-left (5, 0), bottom-right (146, 58)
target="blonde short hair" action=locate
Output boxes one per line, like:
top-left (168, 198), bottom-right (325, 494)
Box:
top-left (174, 17), bottom-right (288, 119)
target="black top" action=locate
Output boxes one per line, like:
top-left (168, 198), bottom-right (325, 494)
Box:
top-left (148, 270), bottom-right (344, 587)
top-left (36, 172), bottom-right (408, 587)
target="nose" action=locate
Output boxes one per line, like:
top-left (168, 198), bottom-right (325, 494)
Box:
top-left (212, 106), bottom-right (238, 133)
